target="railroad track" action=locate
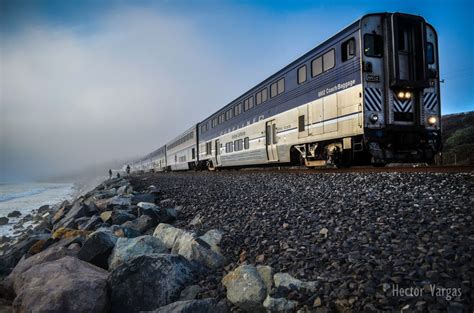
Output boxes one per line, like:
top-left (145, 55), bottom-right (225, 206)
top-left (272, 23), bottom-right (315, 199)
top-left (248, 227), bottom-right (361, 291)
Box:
top-left (233, 164), bottom-right (474, 174)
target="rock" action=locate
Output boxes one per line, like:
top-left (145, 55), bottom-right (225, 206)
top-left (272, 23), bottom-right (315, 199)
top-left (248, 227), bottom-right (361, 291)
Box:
top-left (117, 184), bottom-right (132, 195)
top-left (257, 265), bottom-right (274, 293)
top-left (255, 254), bottom-right (265, 263)
top-left (12, 256), bottom-right (109, 313)
top-left (78, 215), bottom-right (104, 231)
top-left (273, 272), bottom-right (317, 293)
top-left (109, 254), bottom-right (198, 313)
top-left (51, 201), bottom-right (70, 224)
top-left (131, 193), bottom-right (157, 205)
top-left (113, 226), bottom-right (141, 238)
top-left (108, 235), bottom-right (168, 270)
top-left (121, 215), bottom-right (156, 233)
top-left (100, 211), bottom-right (113, 223)
top-left (0, 234), bottom-right (49, 278)
top-left (148, 299), bottom-right (222, 313)
top-left (51, 228), bottom-right (91, 240)
top-left (27, 239), bottom-right (48, 255)
top-left (263, 295), bottom-right (298, 312)
top-left (179, 284), bottom-right (202, 301)
top-left (171, 232), bottom-right (226, 269)
top-left (189, 215), bottom-right (202, 227)
top-left (153, 223), bottom-right (186, 248)
top-left (4, 245), bottom-right (77, 293)
top-left (313, 297), bottom-right (322, 307)
top-left (111, 210), bottom-right (136, 225)
top-left (0, 217), bottom-right (9, 225)
top-left (198, 229), bottom-right (223, 253)
top-left (53, 200), bottom-right (96, 230)
top-left (319, 227), bottom-right (329, 238)
top-left (78, 230), bottom-right (118, 269)
top-left (37, 205), bottom-right (50, 214)
top-left (139, 203), bottom-right (176, 224)
top-left (222, 264), bottom-right (267, 312)
top-left (7, 211), bottom-right (21, 218)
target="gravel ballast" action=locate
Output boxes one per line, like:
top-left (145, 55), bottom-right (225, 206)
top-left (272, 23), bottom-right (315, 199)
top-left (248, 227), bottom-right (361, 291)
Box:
top-left (129, 171), bottom-right (473, 312)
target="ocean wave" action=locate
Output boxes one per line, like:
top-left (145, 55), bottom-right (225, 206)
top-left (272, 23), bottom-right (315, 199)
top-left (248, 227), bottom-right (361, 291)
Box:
top-left (0, 188), bottom-right (48, 202)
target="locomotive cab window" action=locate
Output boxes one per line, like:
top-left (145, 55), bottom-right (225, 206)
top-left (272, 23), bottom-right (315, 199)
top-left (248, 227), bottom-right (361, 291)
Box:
top-left (341, 38), bottom-right (355, 62)
top-left (426, 42), bottom-right (435, 64)
top-left (364, 33), bottom-right (383, 57)
top-left (297, 65), bottom-right (307, 84)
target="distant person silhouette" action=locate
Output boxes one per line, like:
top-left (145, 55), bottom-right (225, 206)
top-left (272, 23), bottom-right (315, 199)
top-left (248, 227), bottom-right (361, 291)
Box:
top-left (109, 169), bottom-right (112, 179)
top-left (117, 172), bottom-right (121, 178)
top-left (126, 165), bottom-right (131, 175)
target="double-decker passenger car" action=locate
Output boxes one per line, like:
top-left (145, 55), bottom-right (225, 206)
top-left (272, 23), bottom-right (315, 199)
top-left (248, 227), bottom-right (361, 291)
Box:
top-left (128, 12), bottom-right (441, 172)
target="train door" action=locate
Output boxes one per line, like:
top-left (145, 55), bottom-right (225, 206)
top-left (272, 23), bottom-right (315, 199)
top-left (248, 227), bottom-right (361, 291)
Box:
top-left (310, 99), bottom-right (323, 135)
top-left (215, 139), bottom-right (220, 165)
top-left (266, 120), bottom-right (279, 162)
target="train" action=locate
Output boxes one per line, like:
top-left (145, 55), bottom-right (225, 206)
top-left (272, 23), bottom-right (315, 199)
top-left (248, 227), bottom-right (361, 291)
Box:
top-left (128, 12), bottom-right (441, 172)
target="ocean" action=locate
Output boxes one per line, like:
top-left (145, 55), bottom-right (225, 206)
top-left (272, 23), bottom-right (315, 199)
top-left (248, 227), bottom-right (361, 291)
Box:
top-left (0, 182), bottom-right (75, 237)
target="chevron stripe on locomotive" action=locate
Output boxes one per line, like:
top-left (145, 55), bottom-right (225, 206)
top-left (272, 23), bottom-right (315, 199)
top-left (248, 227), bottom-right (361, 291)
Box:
top-left (129, 12), bottom-right (441, 172)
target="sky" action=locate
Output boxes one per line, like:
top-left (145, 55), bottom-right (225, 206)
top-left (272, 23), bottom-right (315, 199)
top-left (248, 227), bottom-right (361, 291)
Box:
top-left (1, 0), bottom-right (473, 182)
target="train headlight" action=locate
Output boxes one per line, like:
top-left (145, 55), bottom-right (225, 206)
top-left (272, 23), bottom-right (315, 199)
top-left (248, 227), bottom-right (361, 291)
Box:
top-left (427, 116), bottom-right (437, 125)
top-left (396, 90), bottom-right (412, 99)
top-left (369, 113), bottom-right (379, 123)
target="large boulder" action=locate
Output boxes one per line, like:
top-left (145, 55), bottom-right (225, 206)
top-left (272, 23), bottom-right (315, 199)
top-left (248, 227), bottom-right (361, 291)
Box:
top-left (111, 210), bottom-right (136, 225)
top-left (0, 217), bottom-right (9, 225)
top-left (222, 265), bottom-right (267, 312)
top-left (153, 223), bottom-right (186, 248)
top-left (78, 215), bottom-right (104, 231)
top-left (121, 215), bottom-right (156, 233)
top-left (138, 203), bottom-right (176, 224)
top-left (171, 233), bottom-right (226, 269)
top-left (148, 299), bottom-right (223, 313)
top-left (154, 224), bottom-right (225, 269)
top-left (131, 193), bottom-right (157, 205)
top-left (78, 230), bottom-right (118, 269)
top-left (0, 234), bottom-right (49, 278)
top-left (108, 235), bottom-right (168, 270)
top-left (198, 229), bottom-right (223, 254)
top-left (12, 256), bottom-right (109, 313)
top-left (3, 245), bottom-right (77, 296)
top-left (109, 254), bottom-right (198, 313)
top-left (53, 200), bottom-right (96, 230)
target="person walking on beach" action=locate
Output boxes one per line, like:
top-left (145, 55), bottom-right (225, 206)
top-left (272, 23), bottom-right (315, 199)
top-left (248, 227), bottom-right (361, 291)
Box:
top-left (109, 169), bottom-right (112, 179)
top-left (126, 165), bottom-right (131, 175)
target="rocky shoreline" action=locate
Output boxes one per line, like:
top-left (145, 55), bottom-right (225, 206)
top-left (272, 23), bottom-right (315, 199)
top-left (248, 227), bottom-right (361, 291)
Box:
top-left (0, 171), bottom-right (472, 312)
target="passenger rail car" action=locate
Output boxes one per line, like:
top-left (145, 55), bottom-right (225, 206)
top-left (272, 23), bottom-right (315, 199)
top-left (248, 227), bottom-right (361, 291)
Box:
top-left (197, 12), bottom-right (440, 168)
top-left (128, 12), bottom-right (441, 172)
top-left (165, 125), bottom-right (199, 171)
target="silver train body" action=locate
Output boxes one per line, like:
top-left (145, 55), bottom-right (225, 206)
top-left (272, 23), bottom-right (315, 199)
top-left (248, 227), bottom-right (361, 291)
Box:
top-left (129, 12), bottom-right (441, 172)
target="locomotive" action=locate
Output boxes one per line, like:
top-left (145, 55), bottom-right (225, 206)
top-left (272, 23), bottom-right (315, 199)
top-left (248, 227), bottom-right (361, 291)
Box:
top-left (130, 12), bottom-right (441, 172)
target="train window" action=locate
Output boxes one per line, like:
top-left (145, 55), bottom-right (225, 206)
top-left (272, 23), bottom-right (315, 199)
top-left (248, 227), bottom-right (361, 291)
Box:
top-left (323, 49), bottom-right (335, 71)
top-left (218, 114), bottom-right (225, 124)
top-left (426, 43), bottom-right (435, 64)
top-left (256, 88), bottom-right (268, 105)
top-left (298, 65), bottom-right (307, 84)
top-left (226, 109), bottom-right (233, 121)
top-left (244, 137), bottom-right (249, 149)
top-left (272, 124), bottom-right (277, 144)
top-left (212, 118), bottom-right (217, 128)
top-left (225, 142), bottom-right (234, 153)
top-left (398, 29), bottom-right (408, 52)
top-left (298, 115), bottom-right (305, 132)
top-left (234, 103), bottom-right (242, 116)
top-left (311, 57), bottom-right (322, 77)
top-left (244, 96), bottom-right (254, 111)
top-left (234, 139), bottom-right (243, 151)
top-left (206, 142), bottom-right (211, 155)
top-left (192, 148), bottom-right (195, 159)
top-left (341, 38), bottom-right (355, 62)
top-left (271, 78), bottom-right (285, 98)
top-left (364, 33), bottom-right (383, 57)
